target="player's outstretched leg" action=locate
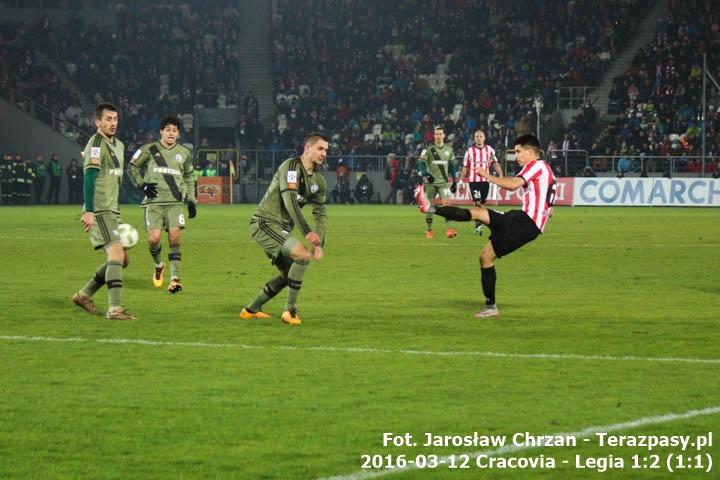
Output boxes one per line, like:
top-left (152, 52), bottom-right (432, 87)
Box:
top-left (434, 206), bottom-right (472, 221)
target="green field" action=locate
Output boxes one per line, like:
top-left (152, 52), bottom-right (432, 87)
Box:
top-left (0, 205), bottom-right (718, 479)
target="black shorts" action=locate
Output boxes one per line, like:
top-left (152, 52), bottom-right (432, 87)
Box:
top-left (469, 181), bottom-right (490, 204)
top-left (488, 209), bottom-right (541, 258)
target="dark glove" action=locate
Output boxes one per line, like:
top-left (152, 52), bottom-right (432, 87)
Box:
top-left (425, 173), bottom-right (435, 183)
top-left (186, 200), bottom-right (197, 218)
top-left (140, 182), bottom-right (158, 198)
top-left (450, 182), bottom-right (457, 194)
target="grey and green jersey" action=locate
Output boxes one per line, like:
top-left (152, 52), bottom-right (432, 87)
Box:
top-left (128, 141), bottom-right (195, 206)
top-left (253, 157), bottom-right (327, 243)
top-left (419, 144), bottom-right (457, 184)
top-left (83, 133), bottom-right (124, 213)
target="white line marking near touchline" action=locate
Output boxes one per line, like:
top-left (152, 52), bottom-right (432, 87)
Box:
top-left (1, 335), bottom-right (719, 365)
top-left (317, 405), bottom-right (720, 480)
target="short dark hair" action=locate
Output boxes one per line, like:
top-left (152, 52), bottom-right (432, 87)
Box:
top-left (305, 131), bottom-right (329, 145)
top-left (433, 125), bottom-right (444, 131)
top-left (160, 114), bottom-right (182, 130)
top-left (514, 134), bottom-right (540, 151)
top-left (95, 102), bottom-right (118, 120)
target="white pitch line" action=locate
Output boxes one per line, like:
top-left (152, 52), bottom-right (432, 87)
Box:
top-left (317, 405), bottom-right (720, 480)
top-left (1, 335), bottom-right (719, 365)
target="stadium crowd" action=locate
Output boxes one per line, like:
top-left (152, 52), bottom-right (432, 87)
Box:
top-left (594, 0), bottom-right (720, 174)
top-left (1, 0), bottom-right (241, 152)
top-left (270, 0), bottom-right (651, 166)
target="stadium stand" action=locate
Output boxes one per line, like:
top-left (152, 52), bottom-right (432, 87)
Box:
top-left (1, 1), bottom-right (241, 151)
top-left (599, 0), bottom-right (720, 174)
top-left (271, 0), bottom-right (652, 164)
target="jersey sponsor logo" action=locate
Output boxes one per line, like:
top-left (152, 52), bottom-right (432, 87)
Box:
top-left (152, 167), bottom-right (181, 175)
top-left (432, 160), bottom-right (448, 165)
top-left (109, 168), bottom-right (123, 176)
top-left (90, 147), bottom-right (102, 159)
top-left (310, 184), bottom-right (319, 193)
top-left (132, 149), bottom-right (142, 160)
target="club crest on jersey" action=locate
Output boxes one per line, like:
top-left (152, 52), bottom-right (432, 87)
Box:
top-left (175, 154), bottom-right (182, 161)
top-left (310, 184), bottom-right (319, 193)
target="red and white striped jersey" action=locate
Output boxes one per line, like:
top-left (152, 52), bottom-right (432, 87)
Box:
top-left (516, 159), bottom-right (556, 233)
top-left (463, 144), bottom-right (497, 182)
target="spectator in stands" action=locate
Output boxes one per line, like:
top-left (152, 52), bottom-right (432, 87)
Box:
top-left (617, 150), bottom-right (632, 175)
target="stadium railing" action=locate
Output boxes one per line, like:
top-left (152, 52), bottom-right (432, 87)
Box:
top-left (0, 86), bottom-right (92, 146)
top-left (587, 155), bottom-right (720, 177)
top-left (503, 148), bottom-right (589, 177)
top-left (556, 86), bottom-right (593, 109)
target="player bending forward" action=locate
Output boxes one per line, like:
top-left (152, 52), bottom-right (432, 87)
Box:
top-left (239, 132), bottom-right (328, 325)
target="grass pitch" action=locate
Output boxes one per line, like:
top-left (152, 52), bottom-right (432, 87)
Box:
top-left (0, 204), bottom-right (718, 479)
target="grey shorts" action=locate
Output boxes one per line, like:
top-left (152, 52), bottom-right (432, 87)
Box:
top-left (143, 203), bottom-right (186, 232)
top-left (90, 211), bottom-right (122, 250)
top-left (249, 218), bottom-right (300, 264)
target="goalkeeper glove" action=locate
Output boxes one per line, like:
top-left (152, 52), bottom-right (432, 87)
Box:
top-left (425, 173), bottom-right (435, 183)
top-left (450, 182), bottom-right (457, 194)
top-left (186, 200), bottom-right (197, 218)
top-left (140, 182), bottom-right (158, 198)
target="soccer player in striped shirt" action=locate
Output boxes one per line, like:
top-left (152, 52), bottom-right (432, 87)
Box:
top-left (239, 132), bottom-right (328, 325)
top-left (416, 134), bottom-right (556, 318)
top-left (460, 129), bottom-right (504, 235)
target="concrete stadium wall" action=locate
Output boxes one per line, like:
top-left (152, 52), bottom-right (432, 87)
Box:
top-left (0, 97), bottom-right (85, 203)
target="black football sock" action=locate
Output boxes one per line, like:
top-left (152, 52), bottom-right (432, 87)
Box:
top-left (481, 266), bottom-right (496, 305)
top-left (435, 206), bottom-right (472, 221)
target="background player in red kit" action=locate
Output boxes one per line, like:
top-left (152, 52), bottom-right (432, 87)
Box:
top-left (460, 129), bottom-right (504, 235)
top-left (416, 134), bottom-right (556, 318)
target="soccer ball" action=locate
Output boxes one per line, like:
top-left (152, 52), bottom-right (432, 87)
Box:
top-left (118, 223), bottom-right (139, 249)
